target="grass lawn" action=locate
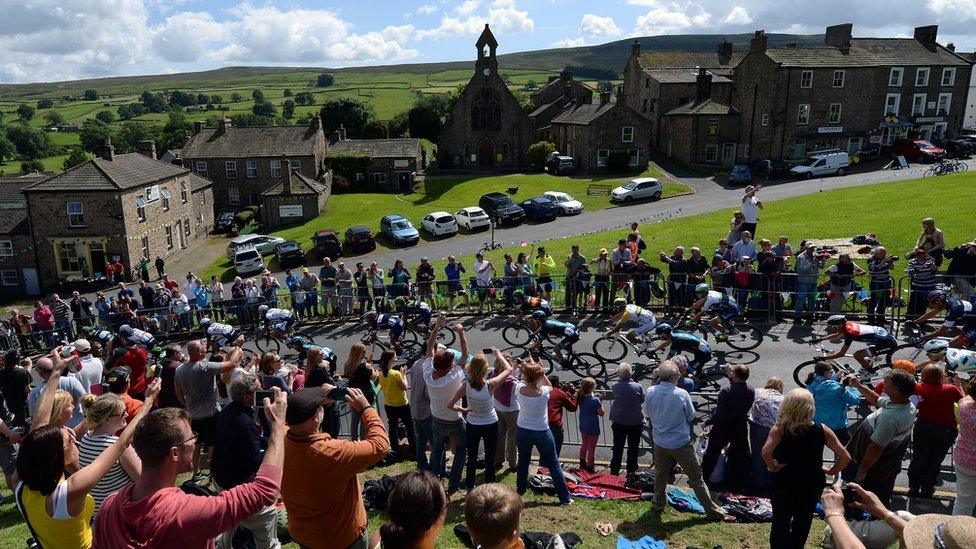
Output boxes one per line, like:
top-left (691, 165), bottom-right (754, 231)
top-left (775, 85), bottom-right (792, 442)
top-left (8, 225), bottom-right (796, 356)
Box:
top-left (201, 168), bottom-right (691, 281)
top-left (1, 154), bottom-right (69, 174)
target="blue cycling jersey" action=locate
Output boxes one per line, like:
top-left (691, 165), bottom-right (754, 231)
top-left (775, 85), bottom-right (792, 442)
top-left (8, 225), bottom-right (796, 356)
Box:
top-left (372, 314), bottom-right (404, 330)
top-left (542, 319), bottom-right (577, 337)
top-left (670, 332), bottom-right (711, 354)
top-left (944, 299), bottom-right (976, 328)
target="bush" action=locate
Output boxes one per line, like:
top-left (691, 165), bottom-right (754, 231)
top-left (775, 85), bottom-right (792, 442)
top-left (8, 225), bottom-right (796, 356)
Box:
top-left (331, 174), bottom-right (351, 194)
top-left (324, 154), bottom-right (372, 180)
top-left (233, 210), bottom-right (254, 229)
top-left (527, 141), bottom-right (556, 171)
top-left (244, 205), bottom-right (260, 216)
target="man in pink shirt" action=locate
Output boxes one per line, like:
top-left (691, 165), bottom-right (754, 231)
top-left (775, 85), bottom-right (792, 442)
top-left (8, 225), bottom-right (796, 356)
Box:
top-left (93, 387), bottom-right (288, 548)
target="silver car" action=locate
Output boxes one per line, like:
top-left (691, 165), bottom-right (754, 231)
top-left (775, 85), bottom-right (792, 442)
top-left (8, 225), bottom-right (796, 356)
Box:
top-left (225, 234), bottom-right (286, 259)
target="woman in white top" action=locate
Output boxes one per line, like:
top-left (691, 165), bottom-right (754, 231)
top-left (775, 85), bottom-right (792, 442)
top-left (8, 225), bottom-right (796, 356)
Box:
top-left (492, 363), bottom-right (520, 472)
top-left (449, 348), bottom-right (512, 490)
top-left (77, 393), bottom-right (142, 516)
top-left (514, 359), bottom-right (572, 505)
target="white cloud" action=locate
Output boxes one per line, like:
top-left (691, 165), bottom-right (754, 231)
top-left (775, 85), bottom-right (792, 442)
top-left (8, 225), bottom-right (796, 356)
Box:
top-left (634, 3), bottom-right (712, 35)
top-left (417, 4), bottom-right (439, 15)
top-left (929, 0), bottom-right (976, 21)
top-left (722, 6), bottom-right (753, 25)
top-left (416, 1), bottom-right (534, 40)
top-left (152, 12), bottom-right (229, 63)
top-left (580, 14), bottom-right (622, 37)
top-left (456, 0), bottom-right (482, 16)
top-left (551, 37), bottom-right (586, 47)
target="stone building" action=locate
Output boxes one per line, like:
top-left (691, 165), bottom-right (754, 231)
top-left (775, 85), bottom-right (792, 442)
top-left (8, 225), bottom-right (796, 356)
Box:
top-left (180, 116), bottom-right (328, 210)
top-left (261, 160), bottom-right (331, 229)
top-left (529, 71), bottom-right (593, 135)
top-left (24, 140), bottom-right (214, 285)
top-left (438, 24), bottom-right (536, 171)
top-left (659, 73), bottom-right (742, 166)
top-left (327, 135), bottom-right (423, 192)
top-left (0, 173), bottom-right (50, 296)
top-left (548, 91), bottom-right (651, 173)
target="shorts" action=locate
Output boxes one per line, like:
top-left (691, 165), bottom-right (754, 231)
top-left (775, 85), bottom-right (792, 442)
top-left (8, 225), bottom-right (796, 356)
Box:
top-left (191, 413), bottom-right (219, 447)
top-left (475, 285), bottom-right (489, 300)
top-left (864, 337), bottom-right (897, 357)
top-left (713, 303), bottom-right (740, 322)
top-left (413, 310), bottom-right (432, 325)
top-left (0, 438), bottom-right (17, 476)
top-left (632, 316), bottom-right (657, 335)
top-left (557, 332), bottom-right (580, 351)
top-left (537, 276), bottom-right (552, 291)
top-left (389, 324), bottom-right (404, 340)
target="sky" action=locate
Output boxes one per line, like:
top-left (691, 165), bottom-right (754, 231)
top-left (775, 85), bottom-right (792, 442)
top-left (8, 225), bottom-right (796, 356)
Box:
top-left (2, 0), bottom-right (975, 84)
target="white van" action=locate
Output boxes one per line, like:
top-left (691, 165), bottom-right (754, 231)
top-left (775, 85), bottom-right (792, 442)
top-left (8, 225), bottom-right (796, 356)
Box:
top-left (789, 150), bottom-right (850, 179)
top-left (234, 246), bottom-right (265, 276)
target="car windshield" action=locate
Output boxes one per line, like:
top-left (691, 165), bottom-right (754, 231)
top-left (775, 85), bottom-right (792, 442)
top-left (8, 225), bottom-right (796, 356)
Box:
top-left (435, 216), bottom-right (453, 224)
top-left (492, 197), bottom-right (515, 207)
top-left (237, 251), bottom-right (259, 261)
top-left (732, 166), bottom-right (747, 173)
top-left (622, 181), bottom-right (640, 190)
top-left (392, 221), bottom-right (412, 230)
top-left (552, 195), bottom-right (568, 203)
top-left (917, 141), bottom-right (936, 148)
top-left (220, 213), bottom-right (233, 220)
top-left (802, 157), bottom-right (821, 166)
top-left (471, 209), bottom-right (486, 217)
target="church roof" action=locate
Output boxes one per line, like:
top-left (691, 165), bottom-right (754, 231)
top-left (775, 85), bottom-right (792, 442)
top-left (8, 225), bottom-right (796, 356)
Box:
top-left (476, 24), bottom-right (498, 48)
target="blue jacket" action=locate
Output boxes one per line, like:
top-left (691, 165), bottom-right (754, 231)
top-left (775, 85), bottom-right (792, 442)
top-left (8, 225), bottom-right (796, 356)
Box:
top-left (807, 375), bottom-right (862, 430)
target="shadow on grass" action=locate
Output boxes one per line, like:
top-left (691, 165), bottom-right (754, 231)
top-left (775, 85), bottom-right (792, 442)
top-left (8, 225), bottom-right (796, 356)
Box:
top-left (616, 507), bottom-right (722, 544)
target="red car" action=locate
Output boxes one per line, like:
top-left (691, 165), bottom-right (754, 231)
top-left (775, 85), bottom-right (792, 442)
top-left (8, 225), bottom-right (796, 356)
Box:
top-left (891, 138), bottom-right (945, 163)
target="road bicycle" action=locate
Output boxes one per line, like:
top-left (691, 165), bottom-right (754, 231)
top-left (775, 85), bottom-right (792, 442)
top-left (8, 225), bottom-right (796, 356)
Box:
top-left (591, 331), bottom-right (663, 363)
top-left (516, 344), bottom-right (606, 378)
top-left (792, 345), bottom-right (895, 388)
top-left (252, 322), bottom-right (282, 353)
top-left (674, 314), bottom-right (764, 351)
top-left (404, 319), bottom-right (457, 347)
top-left (360, 328), bottom-right (423, 365)
top-left (923, 158), bottom-right (968, 177)
top-left (501, 315), bottom-right (559, 347)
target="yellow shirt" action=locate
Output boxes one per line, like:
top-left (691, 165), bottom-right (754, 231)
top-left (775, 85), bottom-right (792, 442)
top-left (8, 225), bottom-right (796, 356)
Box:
top-left (17, 480), bottom-right (94, 549)
top-left (378, 370), bottom-right (408, 407)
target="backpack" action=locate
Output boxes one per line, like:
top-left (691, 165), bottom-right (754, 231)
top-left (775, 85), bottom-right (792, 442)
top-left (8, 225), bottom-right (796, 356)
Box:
top-left (638, 239), bottom-right (647, 252)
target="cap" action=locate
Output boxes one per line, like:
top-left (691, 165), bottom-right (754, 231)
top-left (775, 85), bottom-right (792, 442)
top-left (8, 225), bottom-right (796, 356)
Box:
top-left (73, 339), bottom-right (91, 353)
top-left (475, 251), bottom-right (484, 257)
top-left (421, 257), bottom-right (429, 261)
top-left (104, 367), bottom-right (130, 390)
top-left (286, 387), bottom-right (328, 426)
top-left (302, 268), bottom-right (309, 273)
top-left (4, 349), bottom-right (19, 366)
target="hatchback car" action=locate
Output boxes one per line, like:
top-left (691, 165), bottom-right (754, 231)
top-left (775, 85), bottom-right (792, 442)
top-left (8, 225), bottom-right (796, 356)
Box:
top-left (728, 164), bottom-right (753, 185)
top-left (380, 214), bottom-right (420, 247)
top-left (547, 155), bottom-right (576, 175)
top-left (891, 138), bottom-right (945, 163)
top-left (454, 207), bottom-right (491, 231)
top-left (214, 210), bottom-right (237, 233)
top-left (421, 211), bottom-right (458, 237)
top-left (520, 197), bottom-right (559, 222)
top-left (610, 178), bottom-right (663, 203)
top-left (233, 247), bottom-right (265, 276)
top-left (225, 234), bottom-right (286, 259)
top-left (274, 241), bottom-right (305, 267)
top-left (543, 191), bottom-right (583, 215)
top-left (312, 229), bottom-right (342, 260)
top-left (344, 225), bottom-right (376, 253)
top-left (478, 192), bottom-right (525, 225)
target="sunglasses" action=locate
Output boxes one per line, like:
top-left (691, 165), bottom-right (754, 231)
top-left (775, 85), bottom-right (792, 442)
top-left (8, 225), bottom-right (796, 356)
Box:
top-left (175, 432), bottom-right (199, 448)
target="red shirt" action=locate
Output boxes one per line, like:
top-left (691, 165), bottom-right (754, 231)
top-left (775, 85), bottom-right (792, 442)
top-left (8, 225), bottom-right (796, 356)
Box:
top-left (547, 387), bottom-right (578, 428)
top-left (116, 346), bottom-right (149, 395)
top-left (915, 382), bottom-right (964, 428)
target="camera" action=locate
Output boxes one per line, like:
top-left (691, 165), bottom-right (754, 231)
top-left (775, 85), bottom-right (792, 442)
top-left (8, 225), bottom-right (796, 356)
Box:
top-left (841, 484), bottom-right (859, 507)
top-left (327, 387), bottom-right (349, 401)
top-left (254, 390), bottom-right (274, 408)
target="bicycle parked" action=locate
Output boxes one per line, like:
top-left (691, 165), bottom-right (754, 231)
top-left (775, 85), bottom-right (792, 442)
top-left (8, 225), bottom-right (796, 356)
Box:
top-left (923, 157), bottom-right (968, 177)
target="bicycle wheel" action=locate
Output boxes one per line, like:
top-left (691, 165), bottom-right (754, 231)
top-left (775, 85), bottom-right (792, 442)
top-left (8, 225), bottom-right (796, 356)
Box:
top-left (399, 340), bottom-right (423, 364)
top-left (793, 359), bottom-right (820, 387)
top-left (695, 368), bottom-right (726, 391)
top-left (436, 326), bottom-right (456, 347)
top-left (955, 162), bottom-right (969, 173)
top-left (923, 167), bottom-right (937, 178)
top-left (724, 322), bottom-right (764, 351)
top-left (255, 335), bottom-right (280, 354)
top-left (516, 348), bottom-right (555, 375)
top-left (884, 343), bottom-right (925, 367)
top-left (568, 352), bottom-right (606, 378)
top-left (502, 324), bottom-right (532, 347)
top-left (402, 328), bottom-right (420, 345)
top-left (591, 336), bottom-right (629, 362)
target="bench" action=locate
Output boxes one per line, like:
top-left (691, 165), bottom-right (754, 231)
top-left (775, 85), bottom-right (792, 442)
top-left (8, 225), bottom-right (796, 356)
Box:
top-left (587, 183), bottom-right (612, 196)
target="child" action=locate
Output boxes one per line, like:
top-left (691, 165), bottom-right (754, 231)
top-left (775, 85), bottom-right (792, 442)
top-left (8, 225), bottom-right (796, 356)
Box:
top-left (464, 483), bottom-right (523, 549)
top-left (576, 377), bottom-right (604, 472)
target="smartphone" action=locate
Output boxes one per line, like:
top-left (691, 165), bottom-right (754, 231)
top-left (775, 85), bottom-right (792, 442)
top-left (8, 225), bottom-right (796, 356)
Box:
top-left (482, 348), bottom-right (493, 355)
top-left (254, 390), bottom-right (274, 408)
top-left (327, 387), bottom-right (349, 401)
top-left (841, 484), bottom-right (858, 507)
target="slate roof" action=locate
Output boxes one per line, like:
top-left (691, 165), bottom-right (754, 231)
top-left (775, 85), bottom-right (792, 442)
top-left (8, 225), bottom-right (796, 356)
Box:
top-left (0, 173), bottom-right (49, 234)
top-left (25, 153), bottom-right (190, 192)
top-left (666, 99), bottom-right (741, 116)
top-left (185, 172), bottom-right (213, 192)
top-left (181, 125), bottom-right (321, 158)
top-left (638, 51), bottom-right (746, 70)
top-left (261, 169), bottom-right (329, 196)
top-left (764, 39), bottom-right (972, 67)
top-left (327, 139), bottom-right (422, 159)
top-left (644, 69), bottom-right (733, 84)
top-left (550, 98), bottom-right (617, 125)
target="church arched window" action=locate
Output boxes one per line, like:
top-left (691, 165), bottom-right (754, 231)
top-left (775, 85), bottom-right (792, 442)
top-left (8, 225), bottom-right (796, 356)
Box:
top-left (471, 87), bottom-right (501, 130)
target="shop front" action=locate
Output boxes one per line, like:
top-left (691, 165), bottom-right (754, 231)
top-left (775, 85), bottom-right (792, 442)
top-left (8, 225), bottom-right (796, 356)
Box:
top-left (51, 238), bottom-right (109, 280)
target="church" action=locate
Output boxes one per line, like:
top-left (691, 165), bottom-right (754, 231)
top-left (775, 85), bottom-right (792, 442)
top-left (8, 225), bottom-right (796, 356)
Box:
top-left (438, 24), bottom-right (536, 171)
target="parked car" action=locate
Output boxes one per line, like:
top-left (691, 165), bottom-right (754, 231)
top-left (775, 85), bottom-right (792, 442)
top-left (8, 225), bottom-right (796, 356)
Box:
top-left (312, 229), bottom-right (342, 260)
top-left (752, 158), bottom-right (790, 179)
top-left (225, 234), bottom-right (286, 259)
top-left (941, 139), bottom-right (973, 159)
top-left (420, 211), bottom-right (458, 237)
top-left (520, 197), bottom-right (559, 222)
top-left (891, 138), bottom-right (944, 163)
top-left (789, 151), bottom-right (850, 179)
top-left (455, 207), bottom-right (491, 231)
top-left (214, 210), bottom-right (237, 233)
top-left (728, 164), bottom-right (753, 185)
top-left (543, 191), bottom-right (583, 215)
top-left (610, 178), bottom-right (663, 203)
top-left (233, 247), bottom-right (265, 276)
top-left (344, 225), bottom-right (376, 253)
top-left (479, 192), bottom-right (525, 225)
top-left (380, 214), bottom-right (420, 247)
top-left (547, 155), bottom-right (576, 175)
top-left (274, 241), bottom-right (305, 267)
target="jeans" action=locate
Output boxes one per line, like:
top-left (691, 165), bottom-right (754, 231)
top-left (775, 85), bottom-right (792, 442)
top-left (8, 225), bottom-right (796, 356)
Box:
top-left (610, 422), bottom-right (642, 475)
top-left (55, 320), bottom-right (73, 341)
top-left (414, 416), bottom-right (433, 471)
top-left (216, 502), bottom-right (281, 549)
top-left (907, 421), bottom-right (956, 492)
top-left (431, 418), bottom-right (466, 492)
top-left (494, 410), bottom-right (518, 469)
top-left (384, 404), bottom-right (416, 458)
top-left (349, 409), bottom-right (366, 441)
top-left (770, 481), bottom-right (821, 549)
top-left (794, 281), bottom-right (817, 316)
top-left (466, 421), bottom-right (498, 489)
top-left (322, 289), bottom-right (337, 315)
top-left (339, 287), bottom-right (354, 316)
top-left (652, 441), bottom-right (724, 518)
top-left (550, 425), bottom-right (564, 457)
top-left (516, 427), bottom-right (571, 503)
top-left (866, 288), bottom-right (891, 326)
top-left (304, 291), bottom-right (319, 317)
top-left (594, 275), bottom-right (610, 310)
top-left (952, 462), bottom-right (976, 515)
top-left (907, 285), bottom-right (934, 319)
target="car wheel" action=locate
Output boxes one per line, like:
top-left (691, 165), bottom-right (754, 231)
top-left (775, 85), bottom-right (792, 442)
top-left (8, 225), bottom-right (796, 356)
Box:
top-left (805, 172), bottom-right (813, 180)
top-left (652, 191), bottom-right (662, 201)
top-left (624, 195), bottom-right (634, 203)
top-left (836, 168), bottom-right (845, 176)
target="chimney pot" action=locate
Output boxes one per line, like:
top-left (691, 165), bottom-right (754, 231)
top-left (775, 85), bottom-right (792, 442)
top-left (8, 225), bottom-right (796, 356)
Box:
top-left (718, 40), bottom-right (733, 64)
top-left (824, 23), bottom-right (853, 49)
top-left (100, 138), bottom-right (115, 162)
top-left (310, 114), bottom-right (322, 133)
top-left (947, 42), bottom-right (956, 52)
top-left (219, 117), bottom-right (231, 133)
top-left (695, 69), bottom-right (712, 104)
top-left (750, 30), bottom-right (767, 53)
top-left (631, 39), bottom-right (640, 57)
top-left (193, 121), bottom-right (205, 135)
top-left (914, 25), bottom-right (939, 50)
top-left (135, 140), bottom-right (157, 160)
top-left (599, 91), bottom-right (611, 106)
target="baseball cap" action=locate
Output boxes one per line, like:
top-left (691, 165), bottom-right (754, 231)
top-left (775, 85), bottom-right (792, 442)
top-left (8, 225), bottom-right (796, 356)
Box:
top-left (73, 339), bottom-right (91, 353)
top-left (302, 268), bottom-right (309, 273)
top-left (475, 251), bottom-right (484, 257)
top-left (104, 367), bottom-right (131, 391)
top-left (286, 387), bottom-right (328, 426)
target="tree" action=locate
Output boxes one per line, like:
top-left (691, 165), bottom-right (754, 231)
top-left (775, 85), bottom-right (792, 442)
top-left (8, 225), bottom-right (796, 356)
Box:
top-left (139, 90), bottom-right (168, 113)
top-left (316, 73), bottom-right (334, 87)
top-left (62, 147), bottom-right (91, 170)
top-left (0, 132), bottom-right (16, 162)
top-left (388, 111), bottom-right (409, 138)
top-left (362, 120), bottom-right (389, 139)
top-left (210, 94), bottom-right (223, 104)
top-left (282, 99), bottom-right (295, 119)
top-left (230, 92), bottom-right (243, 102)
top-left (36, 98), bottom-right (54, 109)
top-left (408, 104), bottom-right (442, 142)
top-left (117, 103), bottom-right (145, 120)
top-left (319, 97), bottom-right (374, 137)
top-left (20, 160), bottom-right (44, 174)
top-left (5, 125), bottom-right (53, 159)
top-left (294, 92), bottom-right (316, 106)
top-left (168, 90), bottom-right (198, 107)
top-left (252, 100), bottom-right (276, 117)
top-left (251, 90), bottom-right (265, 102)
top-left (114, 121), bottom-right (163, 153)
top-left (43, 111), bottom-right (66, 127)
top-left (16, 104), bottom-right (35, 122)
top-left (79, 118), bottom-right (114, 153)
top-left (83, 89), bottom-right (99, 101)
top-left (283, 89), bottom-right (293, 97)
top-left (324, 154), bottom-right (373, 180)
top-left (196, 93), bottom-right (210, 105)
top-left (95, 110), bottom-right (116, 124)
top-left (527, 141), bottom-right (556, 171)
top-left (512, 89), bottom-right (534, 115)
top-left (160, 111), bottom-right (192, 151)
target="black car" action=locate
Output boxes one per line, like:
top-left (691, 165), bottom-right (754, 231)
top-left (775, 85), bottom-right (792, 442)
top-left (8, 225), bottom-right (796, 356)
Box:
top-left (312, 229), bottom-right (342, 260)
top-left (478, 192), bottom-right (525, 226)
top-left (942, 139), bottom-right (974, 159)
top-left (214, 210), bottom-right (237, 233)
top-left (752, 158), bottom-right (789, 179)
top-left (344, 225), bottom-right (376, 254)
top-left (274, 240), bottom-right (305, 267)
top-left (547, 155), bottom-right (576, 175)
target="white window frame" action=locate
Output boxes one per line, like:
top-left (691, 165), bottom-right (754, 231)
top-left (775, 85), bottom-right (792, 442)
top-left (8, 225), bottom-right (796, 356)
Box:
top-left (621, 126), bottom-right (634, 143)
top-left (1, 270), bottom-right (17, 286)
top-left (796, 103), bottom-right (810, 125)
top-left (597, 149), bottom-right (609, 167)
top-left (912, 93), bottom-right (927, 116)
top-left (194, 161), bottom-right (208, 177)
top-left (800, 70), bottom-right (813, 88)
top-left (184, 217), bottom-right (191, 237)
top-left (737, 143), bottom-right (750, 158)
top-left (141, 236), bottom-right (149, 260)
top-left (704, 145), bottom-right (718, 163)
top-left (245, 160), bottom-right (257, 179)
top-left (270, 159), bottom-right (282, 178)
top-left (942, 67), bottom-right (956, 86)
top-left (67, 202), bottom-right (84, 227)
top-left (180, 182), bottom-right (188, 203)
top-left (290, 159), bottom-right (301, 170)
top-left (161, 188), bottom-right (171, 211)
top-left (228, 188), bottom-right (240, 206)
top-left (889, 67), bottom-right (904, 87)
top-left (0, 241), bottom-right (12, 257)
top-left (371, 172), bottom-right (387, 184)
top-left (885, 93), bottom-right (900, 116)
top-left (828, 103), bottom-right (842, 124)
top-left (760, 113), bottom-right (769, 126)
top-left (165, 226), bottom-right (173, 249)
top-left (135, 196), bottom-right (147, 222)
top-left (628, 149), bottom-right (640, 167)
top-left (355, 173), bottom-right (364, 182)
top-left (832, 70), bottom-right (845, 88)
top-left (224, 161), bottom-right (238, 179)
top-left (937, 93), bottom-right (952, 115)
top-left (915, 67), bottom-right (930, 87)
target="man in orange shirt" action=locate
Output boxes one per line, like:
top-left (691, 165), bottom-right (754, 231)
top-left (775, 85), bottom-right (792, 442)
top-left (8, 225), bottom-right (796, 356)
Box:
top-left (281, 385), bottom-right (389, 549)
top-left (105, 367), bottom-right (143, 424)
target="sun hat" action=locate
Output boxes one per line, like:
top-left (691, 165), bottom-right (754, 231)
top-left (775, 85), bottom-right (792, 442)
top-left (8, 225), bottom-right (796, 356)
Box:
top-left (901, 514), bottom-right (976, 548)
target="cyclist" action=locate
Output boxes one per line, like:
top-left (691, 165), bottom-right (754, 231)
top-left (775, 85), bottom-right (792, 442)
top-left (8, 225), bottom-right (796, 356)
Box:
top-left (395, 296), bottom-right (432, 328)
top-left (287, 334), bottom-right (337, 371)
top-left (913, 290), bottom-right (976, 349)
top-left (690, 284), bottom-right (740, 341)
top-left (517, 290), bottom-right (552, 318)
top-left (813, 314), bottom-right (897, 370)
top-left (605, 298), bottom-right (657, 351)
top-left (363, 311), bottom-right (406, 352)
top-left (651, 323), bottom-right (713, 374)
top-left (917, 338), bottom-right (951, 370)
top-left (946, 347), bottom-right (976, 376)
top-left (258, 304), bottom-right (298, 342)
top-left (199, 317), bottom-right (240, 348)
top-left (526, 310), bottom-right (578, 365)
top-left (118, 323), bottom-right (156, 350)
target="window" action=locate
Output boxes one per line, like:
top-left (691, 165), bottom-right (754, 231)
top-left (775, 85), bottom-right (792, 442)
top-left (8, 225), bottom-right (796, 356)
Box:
top-left (355, 173), bottom-right (364, 182)
top-left (704, 145), bottom-right (718, 163)
top-left (760, 113), bottom-right (769, 126)
top-left (290, 159), bottom-right (301, 170)
top-left (621, 126), bottom-right (634, 143)
top-left (161, 188), bottom-right (171, 211)
top-left (56, 241), bottom-right (82, 273)
top-left (597, 149), bottom-right (609, 167)
top-left (828, 103), bottom-right (842, 124)
top-left (628, 149), bottom-right (640, 167)
top-left (471, 86), bottom-right (501, 130)
top-left (228, 188), bottom-right (240, 206)
top-left (501, 141), bottom-right (510, 159)
top-left (796, 104), bottom-right (810, 125)
top-left (912, 93), bottom-right (927, 116)
top-left (245, 160), bottom-right (257, 178)
top-left (884, 93), bottom-right (900, 116)
top-left (67, 202), bottom-right (84, 227)
top-left (1, 270), bottom-right (16, 286)
top-left (195, 161), bottom-right (208, 177)
top-left (371, 172), bottom-right (387, 184)
top-left (889, 67), bottom-right (903, 87)
top-left (916, 67), bottom-right (930, 87)
top-left (184, 217), bottom-right (191, 237)
top-left (165, 226), bottom-right (173, 249)
top-left (225, 161), bottom-right (238, 179)
top-left (200, 191), bottom-right (206, 205)
top-left (942, 67), bottom-right (956, 86)
top-left (800, 70), bottom-right (813, 88)
top-left (737, 143), bottom-right (750, 158)
top-left (180, 182), bottom-right (188, 203)
top-left (937, 93), bottom-right (952, 115)
top-left (141, 236), bottom-right (149, 259)
top-left (832, 70), bottom-right (845, 88)
top-left (642, 99), bottom-right (648, 113)
top-left (135, 196), bottom-right (147, 221)
top-left (270, 159), bottom-right (282, 178)
top-left (0, 241), bottom-right (11, 257)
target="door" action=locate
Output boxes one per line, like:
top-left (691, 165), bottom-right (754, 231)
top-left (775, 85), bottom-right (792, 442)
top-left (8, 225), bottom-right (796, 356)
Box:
top-left (90, 249), bottom-right (106, 277)
top-left (396, 172), bottom-right (411, 192)
top-left (721, 143), bottom-right (736, 166)
top-left (22, 268), bottom-right (39, 296)
top-left (847, 137), bottom-right (862, 155)
top-left (479, 138), bottom-right (495, 167)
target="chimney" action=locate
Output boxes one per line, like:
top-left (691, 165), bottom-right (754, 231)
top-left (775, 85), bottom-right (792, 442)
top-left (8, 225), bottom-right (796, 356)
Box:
top-left (599, 91), bottom-right (612, 106)
top-left (718, 40), bottom-right (733, 65)
top-left (310, 114), bottom-right (322, 133)
top-left (695, 68), bottom-right (712, 104)
top-left (750, 30), bottom-right (767, 53)
top-left (947, 42), bottom-right (956, 52)
top-left (914, 25), bottom-right (939, 50)
top-left (100, 138), bottom-right (115, 162)
top-left (630, 39), bottom-right (641, 58)
top-left (219, 117), bottom-right (231, 134)
top-left (282, 155), bottom-right (292, 195)
top-left (338, 124), bottom-right (346, 141)
top-left (193, 121), bottom-right (205, 135)
top-left (135, 140), bottom-right (156, 160)
top-left (824, 23), bottom-right (853, 50)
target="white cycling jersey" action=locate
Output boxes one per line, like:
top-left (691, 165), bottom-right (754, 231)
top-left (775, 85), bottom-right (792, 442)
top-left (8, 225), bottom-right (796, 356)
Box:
top-left (127, 327), bottom-right (155, 347)
top-left (207, 323), bottom-right (235, 337)
top-left (703, 290), bottom-right (735, 310)
top-left (265, 308), bottom-right (292, 321)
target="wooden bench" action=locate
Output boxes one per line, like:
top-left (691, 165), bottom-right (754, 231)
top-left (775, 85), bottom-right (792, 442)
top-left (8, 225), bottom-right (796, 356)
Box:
top-left (587, 183), bottom-right (612, 196)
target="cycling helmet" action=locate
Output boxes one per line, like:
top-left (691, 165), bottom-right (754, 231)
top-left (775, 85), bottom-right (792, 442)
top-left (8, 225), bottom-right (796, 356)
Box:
top-left (927, 289), bottom-right (949, 304)
top-left (288, 335), bottom-right (306, 348)
top-left (923, 339), bottom-right (949, 356)
top-left (613, 298), bottom-right (627, 309)
top-left (655, 323), bottom-right (673, 334)
top-left (530, 310), bottom-right (547, 320)
top-left (826, 315), bottom-right (847, 327)
top-left (393, 297), bottom-right (406, 308)
top-left (199, 317), bottom-right (212, 328)
top-left (258, 304), bottom-right (269, 316)
top-left (118, 324), bottom-right (133, 337)
top-left (892, 359), bottom-right (917, 375)
top-left (947, 348), bottom-right (976, 374)
top-left (695, 283), bottom-right (709, 294)
top-left (92, 329), bottom-right (112, 344)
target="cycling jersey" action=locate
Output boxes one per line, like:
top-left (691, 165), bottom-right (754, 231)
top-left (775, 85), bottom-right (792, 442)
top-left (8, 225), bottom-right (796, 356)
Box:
top-left (538, 319), bottom-right (579, 350)
top-left (372, 314), bottom-right (405, 336)
top-left (946, 348), bottom-right (976, 373)
top-left (669, 332), bottom-right (711, 354)
top-left (841, 322), bottom-right (896, 345)
top-left (89, 329), bottom-right (113, 344)
top-left (126, 327), bottom-right (156, 348)
top-left (621, 305), bottom-right (657, 334)
top-left (943, 299), bottom-right (976, 328)
top-left (289, 334), bottom-right (314, 350)
top-left (404, 301), bottom-right (432, 323)
top-left (206, 323), bottom-right (237, 346)
top-left (265, 308), bottom-right (293, 322)
top-left (702, 290), bottom-right (740, 320)
top-left (521, 296), bottom-right (552, 316)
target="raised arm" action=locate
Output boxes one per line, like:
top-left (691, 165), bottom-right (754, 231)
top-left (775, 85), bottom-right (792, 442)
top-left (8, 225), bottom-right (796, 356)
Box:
top-left (425, 314), bottom-right (445, 358)
top-left (30, 351), bottom-right (66, 432)
top-left (455, 323), bottom-right (469, 364)
top-left (485, 349), bottom-right (513, 390)
top-left (850, 377), bottom-right (880, 407)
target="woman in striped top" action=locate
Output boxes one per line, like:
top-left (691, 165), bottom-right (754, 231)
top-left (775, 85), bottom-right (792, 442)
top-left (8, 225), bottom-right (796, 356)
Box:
top-left (78, 393), bottom-right (142, 514)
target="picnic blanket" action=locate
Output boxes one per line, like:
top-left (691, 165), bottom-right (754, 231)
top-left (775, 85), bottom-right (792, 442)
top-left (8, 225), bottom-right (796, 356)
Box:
top-left (666, 486), bottom-right (705, 514)
top-left (718, 492), bottom-right (774, 523)
top-left (568, 469), bottom-right (642, 501)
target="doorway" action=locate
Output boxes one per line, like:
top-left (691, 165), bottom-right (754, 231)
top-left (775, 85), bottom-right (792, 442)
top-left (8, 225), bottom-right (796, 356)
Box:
top-left (396, 172), bottom-right (411, 192)
top-left (22, 268), bottom-right (39, 295)
top-left (479, 138), bottom-right (495, 167)
top-left (721, 143), bottom-right (736, 166)
top-left (90, 249), bottom-right (106, 278)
